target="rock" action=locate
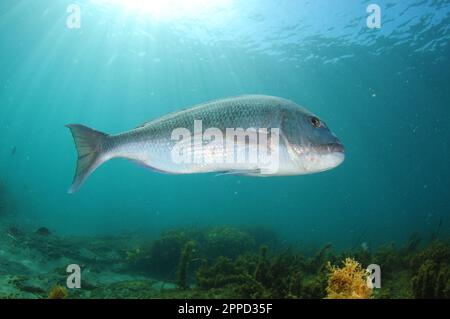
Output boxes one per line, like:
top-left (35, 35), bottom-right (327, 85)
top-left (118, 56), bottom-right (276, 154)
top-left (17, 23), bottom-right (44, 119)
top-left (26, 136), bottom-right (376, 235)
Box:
top-left (7, 226), bottom-right (23, 238)
top-left (35, 227), bottom-right (51, 236)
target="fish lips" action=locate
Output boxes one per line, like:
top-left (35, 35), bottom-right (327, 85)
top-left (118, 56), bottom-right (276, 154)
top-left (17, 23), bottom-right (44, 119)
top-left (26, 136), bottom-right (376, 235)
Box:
top-left (314, 142), bottom-right (345, 154)
top-left (316, 142), bottom-right (345, 168)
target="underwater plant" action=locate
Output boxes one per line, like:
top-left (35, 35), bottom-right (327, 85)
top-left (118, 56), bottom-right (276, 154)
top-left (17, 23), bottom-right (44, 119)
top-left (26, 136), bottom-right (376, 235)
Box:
top-left (242, 226), bottom-right (279, 251)
top-left (126, 248), bottom-right (143, 263)
top-left (410, 241), bottom-right (450, 269)
top-left (326, 257), bottom-right (372, 299)
top-left (304, 243), bottom-right (333, 273)
top-left (254, 245), bottom-right (269, 283)
top-left (196, 255), bottom-right (258, 291)
top-left (346, 248), bottom-right (373, 270)
top-left (177, 241), bottom-right (196, 289)
top-left (2, 222), bottom-right (448, 299)
top-left (203, 226), bottom-right (256, 259)
top-left (410, 241), bottom-right (450, 298)
top-left (402, 232), bottom-right (422, 255)
top-left (145, 228), bottom-right (201, 278)
top-left (125, 226), bottom-right (272, 280)
top-left (48, 285), bottom-right (68, 299)
top-left (196, 245), bottom-right (329, 299)
top-left (373, 242), bottom-right (403, 278)
top-left (412, 260), bottom-right (450, 298)
top-left (259, 249), bottom-right (300, 298)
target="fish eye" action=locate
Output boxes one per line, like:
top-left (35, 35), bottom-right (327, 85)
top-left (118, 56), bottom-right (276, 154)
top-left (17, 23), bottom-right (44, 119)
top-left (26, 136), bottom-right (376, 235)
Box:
top-left (309, 116), bottom-right (322, 128)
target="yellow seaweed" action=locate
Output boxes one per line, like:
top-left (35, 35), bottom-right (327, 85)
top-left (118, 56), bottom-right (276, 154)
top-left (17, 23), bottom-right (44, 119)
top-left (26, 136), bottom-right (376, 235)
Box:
top-left (326, 257), bottom-right (371, 299)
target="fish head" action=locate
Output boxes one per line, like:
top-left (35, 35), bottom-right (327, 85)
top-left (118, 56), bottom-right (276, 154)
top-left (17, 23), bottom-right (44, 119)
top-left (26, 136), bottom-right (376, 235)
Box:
top-left (281, 106), bottom-right (345, 174)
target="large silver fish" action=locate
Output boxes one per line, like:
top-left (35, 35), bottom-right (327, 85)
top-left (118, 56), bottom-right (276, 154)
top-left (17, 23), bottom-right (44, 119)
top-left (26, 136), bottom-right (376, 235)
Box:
top-left (66, 95), bottom-right (344, 193)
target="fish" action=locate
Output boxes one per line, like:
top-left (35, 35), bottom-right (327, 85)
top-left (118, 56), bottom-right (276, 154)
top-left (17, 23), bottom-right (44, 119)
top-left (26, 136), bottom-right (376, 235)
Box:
top-left (66, 95), bottom-right (344, 193)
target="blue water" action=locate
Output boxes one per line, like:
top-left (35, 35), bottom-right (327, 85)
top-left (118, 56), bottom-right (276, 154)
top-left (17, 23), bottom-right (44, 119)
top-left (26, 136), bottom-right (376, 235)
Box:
top-left (0, 0), bottom-right (449, 251)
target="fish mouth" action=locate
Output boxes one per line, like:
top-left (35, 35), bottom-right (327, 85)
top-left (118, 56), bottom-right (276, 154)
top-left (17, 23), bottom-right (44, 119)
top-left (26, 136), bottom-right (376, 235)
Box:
top-left (314, 143), bottom-right (345, 170)
top-left (314, 142), bottom-right (345, 154)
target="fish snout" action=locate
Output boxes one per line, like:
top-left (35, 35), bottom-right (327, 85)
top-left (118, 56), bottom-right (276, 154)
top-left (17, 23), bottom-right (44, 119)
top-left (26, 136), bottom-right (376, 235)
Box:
top-left (328, 142), bottom-right (344, 154)
top-left (306, 141), bottom-right (345, 172)
top-left (315, 142), bottom-right (345, 154)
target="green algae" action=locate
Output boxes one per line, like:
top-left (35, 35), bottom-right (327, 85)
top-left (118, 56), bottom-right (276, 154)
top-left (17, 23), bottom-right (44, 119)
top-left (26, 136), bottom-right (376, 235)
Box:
top-left (177, 240), bottom-right (196, 289)
top-left (410, 242), bottom-right (450, 298)
top-left (195, 246), bottom-right (328, 299)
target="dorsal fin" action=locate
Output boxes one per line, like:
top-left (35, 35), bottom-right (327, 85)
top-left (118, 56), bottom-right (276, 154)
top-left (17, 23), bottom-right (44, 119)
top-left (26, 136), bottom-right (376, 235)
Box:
top-left (134, 106), bottom-right (194, 129)
top-left (135, 120), bottom-right (154, 129)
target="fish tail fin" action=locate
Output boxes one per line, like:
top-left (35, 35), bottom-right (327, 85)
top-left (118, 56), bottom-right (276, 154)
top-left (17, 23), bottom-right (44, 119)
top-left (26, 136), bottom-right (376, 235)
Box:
top-left (66, 124), bottom-right (109, 194)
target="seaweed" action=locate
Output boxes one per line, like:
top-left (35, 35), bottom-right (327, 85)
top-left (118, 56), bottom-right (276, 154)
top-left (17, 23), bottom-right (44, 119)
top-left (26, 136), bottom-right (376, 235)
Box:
top-left (242, 226), bottom-right (279, 251)
top-left (196, 245), bottom-right (327, 299)
top-left (262, 249), bottom-right (299, 298)
top-left (48, 286), bottom-right (68, 299)
top-left (202, 226), bottom-right (256, 259)
top-left (146, 228), bottom-right (201, 278)
top-left (402, 232), bottom-right (422, 255)
top-left (126, 248), bottom-right (143, 263)
top-left (125, 226), bottom-right (273, 279)
top-left (346, 247), bottom-right (372, 268)
top-left (177, 241), bottom-right (196, 289)
top-left (196, 255), bottom-right (258, 291)
top-left (411, 260), bottom-right (450, 298)
top-left (326, 258), bottom-right (372, 299)
top-left (304, 243), bottom-right (333, 273)
top-left (2, 222), bottom-right (449, 299)
top-left (373, 242), bottom-right (403, 277)
top-left (410, 241), bottom-right (450, 298)
top-left (253, 245), bottom-right (269, 283)
top-left (410, 241), bottom-right (450, 269)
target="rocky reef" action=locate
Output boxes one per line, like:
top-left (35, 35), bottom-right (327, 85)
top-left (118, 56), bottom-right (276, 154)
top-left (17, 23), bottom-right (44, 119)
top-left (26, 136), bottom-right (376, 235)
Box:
top-left (0, 222), bottom-right (448, 299)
